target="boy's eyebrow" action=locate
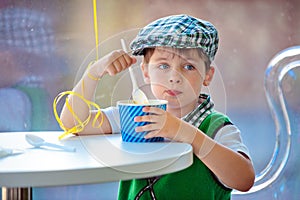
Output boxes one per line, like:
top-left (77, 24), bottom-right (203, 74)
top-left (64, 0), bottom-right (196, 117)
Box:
top-left (151, 54), bottom-right (200, 64)
top-left (152, 57), bottom-right (169, 61)
top-left (151, 53), bottom-right (173, 61)
top-left (186, 58), bottom-right (202, 64)
top-left (178, 54), bottom-right (201, 63)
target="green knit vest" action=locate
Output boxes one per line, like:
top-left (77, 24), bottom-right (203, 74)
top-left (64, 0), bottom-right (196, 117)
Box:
top-left (118, 111), bottom-right (232, 200)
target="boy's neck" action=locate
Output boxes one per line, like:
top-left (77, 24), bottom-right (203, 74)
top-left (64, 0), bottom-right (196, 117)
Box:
top-left (167, 101), bottom-right (198, 118)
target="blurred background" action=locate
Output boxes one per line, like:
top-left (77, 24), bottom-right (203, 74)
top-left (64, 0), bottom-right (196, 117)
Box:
top-left (0, 0), bottom-right (299, 199)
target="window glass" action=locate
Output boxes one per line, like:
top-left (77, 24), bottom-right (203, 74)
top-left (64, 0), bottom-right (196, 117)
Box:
top-left (0, 0), bottom-right (299, 199)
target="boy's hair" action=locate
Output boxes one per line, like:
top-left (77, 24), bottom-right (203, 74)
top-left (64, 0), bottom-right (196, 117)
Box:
top-left (130, 14), bottom-right (219, 62)
top-left (143, 47), bottom-right (211, 73)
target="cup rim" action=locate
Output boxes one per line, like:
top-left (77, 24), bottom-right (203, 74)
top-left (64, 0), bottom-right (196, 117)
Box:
top-left (117, 99), bottom-right (168, 106)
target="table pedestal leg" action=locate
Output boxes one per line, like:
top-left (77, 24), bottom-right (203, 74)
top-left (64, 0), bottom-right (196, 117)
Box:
top-left (2, 187), bottom-right (32, 200)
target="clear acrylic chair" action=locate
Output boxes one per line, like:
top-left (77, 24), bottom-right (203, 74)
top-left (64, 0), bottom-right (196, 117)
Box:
top-left (233, 46), bottom-right (300, 199)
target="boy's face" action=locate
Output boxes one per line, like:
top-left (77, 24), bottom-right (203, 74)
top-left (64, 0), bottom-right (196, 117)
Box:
top-left (142, 47), bottom-right (214, 112)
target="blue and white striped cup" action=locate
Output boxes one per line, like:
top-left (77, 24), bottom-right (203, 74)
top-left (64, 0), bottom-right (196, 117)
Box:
top-left (118, 100), bottom-right (167, 142)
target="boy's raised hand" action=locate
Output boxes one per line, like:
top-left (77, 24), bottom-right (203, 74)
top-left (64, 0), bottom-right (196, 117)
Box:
top-left (89, 49), bottom-right (137, 79)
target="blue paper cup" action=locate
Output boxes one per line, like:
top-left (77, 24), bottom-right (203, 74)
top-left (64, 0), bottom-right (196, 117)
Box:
top-left (118, 100), bottom-right (167, 142)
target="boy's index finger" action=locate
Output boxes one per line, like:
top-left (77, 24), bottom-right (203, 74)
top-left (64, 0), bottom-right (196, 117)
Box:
top-left (142, 106), bottom-right (164, 114)
top-left (120, 38), bottom-right (137, 66)
top-left (123, 53), bottom-right (137, 66)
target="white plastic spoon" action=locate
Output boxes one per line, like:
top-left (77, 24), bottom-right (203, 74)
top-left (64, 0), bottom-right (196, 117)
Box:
top-left (25, 134), bottom-right (76, 152)
top-left (0, 147), bottom-right (24, 158)
top-left (121, 39), bottom-right (149, 104)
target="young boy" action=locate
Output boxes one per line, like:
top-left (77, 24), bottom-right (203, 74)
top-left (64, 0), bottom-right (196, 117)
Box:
top-left (60, 14), bottom-right (255, 199)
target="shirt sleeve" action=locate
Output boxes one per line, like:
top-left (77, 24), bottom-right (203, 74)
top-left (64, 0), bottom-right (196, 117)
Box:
top-left (213, 125), bottom-right (252, 189)
top-left (101, 106), bottom-right (121, 134)
top-left (214, 124), bottom-right (251, 159)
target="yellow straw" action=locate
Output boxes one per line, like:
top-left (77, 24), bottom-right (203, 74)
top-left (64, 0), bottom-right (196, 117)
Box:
top-left (52, 0), bottom-right (103, 140)
top-left (93, 0), bottom-right (99, 60)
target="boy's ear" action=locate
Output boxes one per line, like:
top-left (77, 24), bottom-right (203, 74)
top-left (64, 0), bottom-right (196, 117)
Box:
top-left (203, 66), bottom-right (215, 86)
top-left (141, 62), bottom-right (150, 84)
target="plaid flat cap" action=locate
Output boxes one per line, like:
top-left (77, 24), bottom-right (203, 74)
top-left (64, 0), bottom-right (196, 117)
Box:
top-left (130, 14), bottom-right (219, 61)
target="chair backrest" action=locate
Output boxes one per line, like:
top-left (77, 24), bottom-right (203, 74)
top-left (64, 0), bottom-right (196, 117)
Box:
top-left (234, 46), bottom-right (300, 196)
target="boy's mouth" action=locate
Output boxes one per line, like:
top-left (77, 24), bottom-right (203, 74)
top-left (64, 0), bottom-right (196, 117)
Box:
top-left (165, 89), bottom-right (182, 96)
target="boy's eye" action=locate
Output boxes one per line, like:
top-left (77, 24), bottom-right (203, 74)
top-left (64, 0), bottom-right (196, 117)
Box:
top-left (184, 65), bottom-right (195, 70)
top-left (158, 64), bottom-right (169, 70)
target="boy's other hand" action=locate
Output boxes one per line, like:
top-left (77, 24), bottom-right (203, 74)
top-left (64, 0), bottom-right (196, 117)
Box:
top-left (134, 107), bottom-right (196, 143)
top-left (90, 50), bottom-right (137, 78)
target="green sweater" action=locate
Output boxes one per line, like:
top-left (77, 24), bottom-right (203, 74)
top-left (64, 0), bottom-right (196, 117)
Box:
top-left (118, 112), bottom-right (232, 200)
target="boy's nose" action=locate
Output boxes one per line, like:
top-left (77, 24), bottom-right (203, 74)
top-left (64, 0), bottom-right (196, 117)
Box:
top-left (169, 79), bottom-right (181, 84)
top-left (169, 71), bottom-right (182, 84)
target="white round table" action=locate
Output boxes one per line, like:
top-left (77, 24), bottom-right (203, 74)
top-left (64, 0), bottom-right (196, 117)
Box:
top-left (0, 131), bottom-right (193, 199)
